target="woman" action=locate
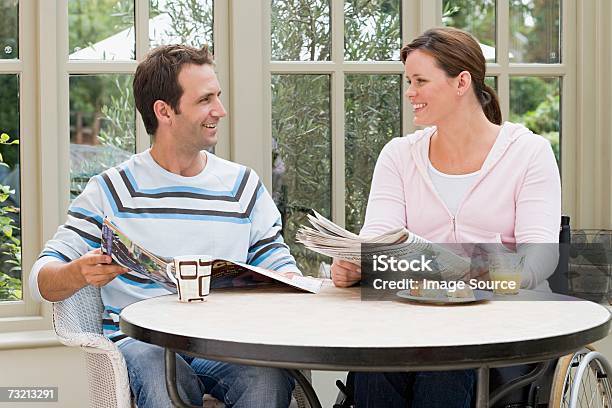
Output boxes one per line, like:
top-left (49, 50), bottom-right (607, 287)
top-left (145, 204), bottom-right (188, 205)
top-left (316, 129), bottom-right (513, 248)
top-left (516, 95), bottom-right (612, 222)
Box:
top-left (331, 27), bottom-right (561, 407)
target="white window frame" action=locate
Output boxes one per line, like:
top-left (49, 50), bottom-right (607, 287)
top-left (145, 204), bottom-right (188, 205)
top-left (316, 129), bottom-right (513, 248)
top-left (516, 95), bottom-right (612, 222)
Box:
top-left (0, 0), bottom-right (45, 329)
top-left (232, 0), bottom-right (579, 228)
top-left (0, 0), bottom-right (229, 332)
top-left (3, 0), bottom-right (610, 333)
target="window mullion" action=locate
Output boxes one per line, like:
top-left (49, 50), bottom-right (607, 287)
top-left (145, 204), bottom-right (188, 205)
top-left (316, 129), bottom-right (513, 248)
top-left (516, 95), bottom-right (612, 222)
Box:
top-left (331, 0), bottom-right (345, 227)
top-left (213, 0), bottom-right (230, 160)
top-left (135, 0), bottom-right (150, 153)
top-left (56, 0), bottom-right (71, 217)
top-left (402, 0), bottom-right (418, 136)
top-left (65, 61), bottom-right (138, 74)
top-left (497, 0), bottom-right (510, 121)
top-left (419, 0), bottom-right (441, 31)
top-left (560, 0), bottom-right (577, 221)
top-left (19, 0), bottom-right (40, 316)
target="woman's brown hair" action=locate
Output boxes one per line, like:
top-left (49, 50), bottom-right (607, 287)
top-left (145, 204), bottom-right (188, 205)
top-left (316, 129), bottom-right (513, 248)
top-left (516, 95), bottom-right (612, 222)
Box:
top-left (401, 27), bottom-right (502, 125)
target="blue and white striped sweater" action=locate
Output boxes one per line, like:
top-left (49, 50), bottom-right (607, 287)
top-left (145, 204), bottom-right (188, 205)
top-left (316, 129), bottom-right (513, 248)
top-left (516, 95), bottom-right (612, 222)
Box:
top-left (31, 150), bottom-right (300, 342)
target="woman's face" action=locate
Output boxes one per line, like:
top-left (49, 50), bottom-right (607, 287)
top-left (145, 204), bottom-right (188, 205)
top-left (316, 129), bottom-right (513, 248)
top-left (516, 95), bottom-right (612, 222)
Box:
top-left (404, 49), bottom-right (459, 126)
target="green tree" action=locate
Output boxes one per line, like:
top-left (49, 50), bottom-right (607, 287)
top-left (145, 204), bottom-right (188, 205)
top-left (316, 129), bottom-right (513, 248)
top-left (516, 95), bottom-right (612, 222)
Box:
top-left (271, 1), bottom-right (403, 274)
top-left (0, 133), bottom-right (20, 300)
top-left (444, 0), bottom-right (561, 163)
top-left (443, 0), bottom-right (496, 49)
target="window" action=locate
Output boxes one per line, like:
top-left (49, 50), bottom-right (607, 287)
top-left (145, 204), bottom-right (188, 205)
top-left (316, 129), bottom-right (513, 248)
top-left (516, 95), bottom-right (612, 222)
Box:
top-left (443, 0), bottom-right (564, 166)
top-left (0, 0), bottom-right (225, 328)
top-left (268, 0), bottom-right (413, 274)
top-left (0, 0), bottom-right (38, 323)
top-left (3, 0), bottom-right (603, 328)
top-left (66, 0), bottom-right (218, 199)
top-left (264, 0), bottom-right (572, 274)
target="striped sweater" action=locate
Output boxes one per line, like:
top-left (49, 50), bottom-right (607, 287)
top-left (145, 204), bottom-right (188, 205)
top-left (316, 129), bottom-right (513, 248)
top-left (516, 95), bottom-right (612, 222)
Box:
top-left (30, 149), bottom-right (300, 342)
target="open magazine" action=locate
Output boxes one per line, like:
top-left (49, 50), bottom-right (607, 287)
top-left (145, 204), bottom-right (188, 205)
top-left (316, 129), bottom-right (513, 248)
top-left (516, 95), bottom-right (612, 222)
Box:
top-left (296, 211), bottom-right (471, 282)
top-left (101, 219), bottom-right (323, 294)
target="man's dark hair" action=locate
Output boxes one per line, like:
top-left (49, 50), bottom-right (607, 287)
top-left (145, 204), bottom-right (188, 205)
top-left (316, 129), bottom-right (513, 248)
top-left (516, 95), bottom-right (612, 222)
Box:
top-left (133, 44), bottom-right (214, 136)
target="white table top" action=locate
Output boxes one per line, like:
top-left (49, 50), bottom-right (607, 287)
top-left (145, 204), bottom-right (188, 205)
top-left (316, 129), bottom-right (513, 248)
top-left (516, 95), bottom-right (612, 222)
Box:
top-left (120, 281), bottom-right (611, 371)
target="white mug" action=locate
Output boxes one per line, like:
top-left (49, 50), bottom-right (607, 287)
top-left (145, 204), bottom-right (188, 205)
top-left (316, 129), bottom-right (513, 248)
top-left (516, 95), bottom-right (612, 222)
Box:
top-left (173, 255), bottom-right (212, 302)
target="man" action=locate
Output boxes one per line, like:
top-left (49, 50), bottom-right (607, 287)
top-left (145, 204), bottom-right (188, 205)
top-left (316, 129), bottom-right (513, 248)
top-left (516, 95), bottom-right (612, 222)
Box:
top-left (30, 45), bottom-right (299, 408)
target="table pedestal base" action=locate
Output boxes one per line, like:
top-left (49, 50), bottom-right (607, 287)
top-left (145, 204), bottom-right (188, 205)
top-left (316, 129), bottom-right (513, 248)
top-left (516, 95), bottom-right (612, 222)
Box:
top-left (476, 366), bottom-right (490, 408)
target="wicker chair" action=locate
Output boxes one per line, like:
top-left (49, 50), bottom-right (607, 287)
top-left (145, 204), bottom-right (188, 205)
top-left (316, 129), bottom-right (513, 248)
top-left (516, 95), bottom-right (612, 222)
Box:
top-left (52, 285), bottom-right (311, 408)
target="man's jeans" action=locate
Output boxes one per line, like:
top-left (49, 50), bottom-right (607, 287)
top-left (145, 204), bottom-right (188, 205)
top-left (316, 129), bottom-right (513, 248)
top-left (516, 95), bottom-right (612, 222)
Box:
top-left (119, 338), bottom-right (295, 408)
top-left (353, 370), bottom-right (475, 408)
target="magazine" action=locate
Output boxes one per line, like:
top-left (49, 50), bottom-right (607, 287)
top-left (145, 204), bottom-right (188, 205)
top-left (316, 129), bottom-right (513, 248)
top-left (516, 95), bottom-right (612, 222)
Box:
top-left (296, 211), bottom-right (471, 281)
top-left (101, 219), bottom-right (323, 294)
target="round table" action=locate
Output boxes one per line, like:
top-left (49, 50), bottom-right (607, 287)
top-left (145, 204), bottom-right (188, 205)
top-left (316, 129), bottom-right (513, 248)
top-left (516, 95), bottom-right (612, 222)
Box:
top-left (120, 281), bottom-right (611, 407)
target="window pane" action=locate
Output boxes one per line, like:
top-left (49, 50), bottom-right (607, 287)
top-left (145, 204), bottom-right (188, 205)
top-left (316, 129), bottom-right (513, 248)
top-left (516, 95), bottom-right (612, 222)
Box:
top-left (510, 0), bottom-right (561, 63)
top-left (0, 0), bottom-right (18, 59)
top-left (272, 75), bottom-right (331, 275)
top-left (345, 74), bottom-right (401, 233)
top-left (510, 77), bottom-right (560, 164)
top-left (149, 0), bottom-right (213, 50)
top-left (485, 76), bottom-right (497, 92)
top-left (69, 0), bottom-right (135, 60)
top-left (69, 75), bottom-right (135, 199)
top-left (0, 74), bottom-right (21, 301)
top-left (271, 0), bottom-right (331, 61)
top-left (344, 0), bottom-right (401, 61)
top-left (442, 0), bottom-right (496, 62)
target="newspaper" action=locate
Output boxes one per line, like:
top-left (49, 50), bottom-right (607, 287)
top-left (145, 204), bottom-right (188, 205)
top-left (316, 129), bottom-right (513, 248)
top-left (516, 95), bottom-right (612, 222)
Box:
top-left (296, 211), bottom-right (471, 281)
top-left (101, 219), bottom-right (323, 294)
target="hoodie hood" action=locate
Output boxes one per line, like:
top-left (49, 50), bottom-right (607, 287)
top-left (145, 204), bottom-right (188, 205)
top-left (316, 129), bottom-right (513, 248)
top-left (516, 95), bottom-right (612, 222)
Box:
top-left (407, 121), bottom-right (533, 180)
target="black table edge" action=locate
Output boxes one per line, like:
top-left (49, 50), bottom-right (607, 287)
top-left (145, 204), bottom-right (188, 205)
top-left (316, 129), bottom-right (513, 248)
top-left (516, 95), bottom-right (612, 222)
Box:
top-left (120, 313), bottom-right (611, 372)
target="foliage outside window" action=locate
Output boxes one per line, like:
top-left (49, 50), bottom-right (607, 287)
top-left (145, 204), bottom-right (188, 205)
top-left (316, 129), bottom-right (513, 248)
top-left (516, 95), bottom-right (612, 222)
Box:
top-left (149, 0), bottom-right (213, 51)
top-left (0, 72), bottom-right (20, 301)
top-left (68, 1), bottom-right (214, 198)
top-left (510, 77), bottom-right (560, 162)
top-left (271, 0), bottom-right (330, 61)
top-left (344, 0), bottom-right (401, 61)
top-left (442, 0), bottom-right (496, 62)
top-left (0, 0), bottom-right (18, 60)
top-left (69, 75), bottom-right (135, 199)
top-left (69, 0), bottom-right (135, 60)
top-left (271, 1), bottom-right (402, 274)
top-left (272, 74), bottom-right (331, 275)
top-left (443, 0), bottom-right (561, 164)
top-left (0, 134), bottom-right (20, 300)
top-left (345, 75), bottom-right (401, 233)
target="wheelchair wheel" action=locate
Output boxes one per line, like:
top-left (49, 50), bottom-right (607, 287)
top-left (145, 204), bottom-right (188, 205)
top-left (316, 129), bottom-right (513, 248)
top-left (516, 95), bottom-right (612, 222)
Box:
top-left (550, 347), bottom-right (612, 407)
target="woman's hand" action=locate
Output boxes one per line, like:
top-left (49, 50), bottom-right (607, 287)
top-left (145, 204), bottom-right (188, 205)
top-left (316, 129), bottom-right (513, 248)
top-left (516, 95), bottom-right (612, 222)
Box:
top-left (331, 259), bottom-right (361, 287)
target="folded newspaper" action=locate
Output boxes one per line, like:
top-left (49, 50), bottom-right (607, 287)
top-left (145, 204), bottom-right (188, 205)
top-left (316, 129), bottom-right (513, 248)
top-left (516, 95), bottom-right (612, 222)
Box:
top-left (296, 211), bottom-right (471, 281)
top-left (101, 219), bottom-right (323, 294)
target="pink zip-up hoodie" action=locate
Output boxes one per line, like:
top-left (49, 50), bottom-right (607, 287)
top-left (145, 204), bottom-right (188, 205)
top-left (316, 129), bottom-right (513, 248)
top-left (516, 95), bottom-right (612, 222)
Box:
top-left (361, 122), bottom-right (561, 289)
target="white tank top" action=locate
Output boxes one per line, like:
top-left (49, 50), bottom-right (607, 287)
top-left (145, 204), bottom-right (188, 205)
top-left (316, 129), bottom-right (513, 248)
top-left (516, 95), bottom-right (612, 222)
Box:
top-left (428, 160), bottom-right (480, 215)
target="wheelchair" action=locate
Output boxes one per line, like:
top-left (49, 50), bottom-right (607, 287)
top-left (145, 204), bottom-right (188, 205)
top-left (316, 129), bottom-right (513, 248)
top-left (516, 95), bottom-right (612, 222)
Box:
top-left (333, 347), bottom-right (612, 407)
top-left (334, 217), bottom-right (612, 408)
top-left (487, 345), bottom-right (612, 408)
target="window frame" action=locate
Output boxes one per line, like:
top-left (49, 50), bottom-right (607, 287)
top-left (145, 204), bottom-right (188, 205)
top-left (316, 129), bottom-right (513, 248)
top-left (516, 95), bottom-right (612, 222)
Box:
top-left (3, 0), bottom-right (611, 332)
top-left (0, 0), bottom-right (229, 331)
top-left (0, 0), bottom-right (44, 327)
top-left (239, 0), bottom-right (576, 228)
top-left (255, 0), bottom-right (419, 228)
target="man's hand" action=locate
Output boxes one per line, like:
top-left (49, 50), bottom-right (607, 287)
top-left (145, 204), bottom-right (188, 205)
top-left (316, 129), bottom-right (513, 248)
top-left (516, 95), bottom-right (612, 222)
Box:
top-left (279, 271), bottom-right (301, 279)
top-left (73, 249), bottom-right (128, 288)
top-left (331, 259), bottom-right (361, 287)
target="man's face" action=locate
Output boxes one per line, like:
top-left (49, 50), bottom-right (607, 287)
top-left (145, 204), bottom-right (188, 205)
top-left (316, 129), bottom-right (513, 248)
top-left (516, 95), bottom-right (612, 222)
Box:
top-left (171, 63), bottom-right (226, 150)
